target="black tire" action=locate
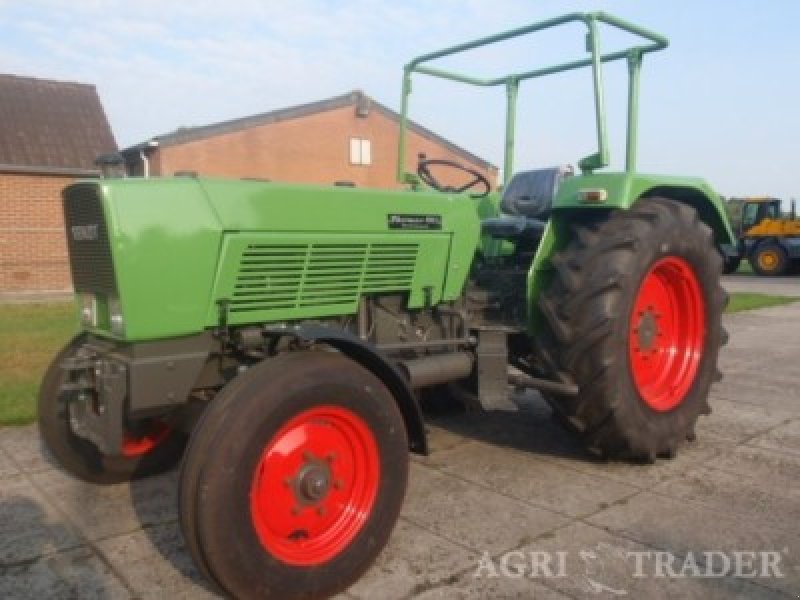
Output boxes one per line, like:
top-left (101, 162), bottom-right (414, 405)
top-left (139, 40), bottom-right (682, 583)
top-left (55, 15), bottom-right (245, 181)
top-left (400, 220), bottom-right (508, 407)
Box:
top-left (535, 198), bottom-right (727, 461)
top-left (721, 254), bottom-right (741, 274)
top-left (179, 351), bottom-right (409, 600)
top-left (749, 241), bottom-right (790, 276)
top-left (38, 334), bottom-right (187, 484)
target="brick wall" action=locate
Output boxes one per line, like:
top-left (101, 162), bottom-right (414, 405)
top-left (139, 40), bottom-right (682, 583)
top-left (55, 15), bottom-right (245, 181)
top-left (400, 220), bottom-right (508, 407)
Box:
top-left (0, 173), bottom-right (74, 292)
top-left (156, 105), bottom-right (497, 189)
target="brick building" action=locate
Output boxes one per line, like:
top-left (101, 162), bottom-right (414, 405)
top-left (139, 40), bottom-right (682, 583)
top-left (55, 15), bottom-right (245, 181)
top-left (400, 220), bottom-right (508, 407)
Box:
top-left (0, 74), bottom-right (117, 294)
top-left (112, 90), bottom-right (497, 189)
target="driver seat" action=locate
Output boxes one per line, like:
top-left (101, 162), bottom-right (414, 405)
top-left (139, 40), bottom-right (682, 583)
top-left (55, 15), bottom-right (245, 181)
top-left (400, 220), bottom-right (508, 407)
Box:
top-left (482, 165), bottom-right (573, 243)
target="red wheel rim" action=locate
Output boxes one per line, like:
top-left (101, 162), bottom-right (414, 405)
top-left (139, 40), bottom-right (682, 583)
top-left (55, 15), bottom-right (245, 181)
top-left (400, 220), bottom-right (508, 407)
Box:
top-left (628, 257), bottom-right (706, 412)
top-left (250, 405), bottom-right (380, 566)
top-left (121, 421), bottom-right (171, 457)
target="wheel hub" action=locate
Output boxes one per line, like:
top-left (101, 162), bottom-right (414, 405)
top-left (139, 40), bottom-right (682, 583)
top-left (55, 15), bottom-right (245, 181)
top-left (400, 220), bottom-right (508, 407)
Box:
top-left (120, 421), bottom-right (171, 457)
top-left (249, 405), bottom-right (380, 566)
top-left (758, 250), bottom-right (778, 270)
top-left (635, 310), bottom-right (659, 351)
top-left (628, 257), bottom-right (706, 412)
top-left (293, 459), bottom-right (332, 504)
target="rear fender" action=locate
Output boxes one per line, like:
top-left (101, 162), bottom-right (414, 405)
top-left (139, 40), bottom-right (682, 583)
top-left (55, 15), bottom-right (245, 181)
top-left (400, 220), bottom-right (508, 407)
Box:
top-left (527, 173), bottom-right (736, 333)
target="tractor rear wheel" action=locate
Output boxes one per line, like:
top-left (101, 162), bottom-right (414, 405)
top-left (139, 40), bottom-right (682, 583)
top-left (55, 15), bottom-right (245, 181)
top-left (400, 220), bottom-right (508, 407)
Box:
top-left (749, 241), bottom-right (789, 276)
top-left (178, 351), bottom-right (408, 600)
top-left (536, 198), bottom-right (727, 460)
top-left (38, 334), bottom-right (186, 484)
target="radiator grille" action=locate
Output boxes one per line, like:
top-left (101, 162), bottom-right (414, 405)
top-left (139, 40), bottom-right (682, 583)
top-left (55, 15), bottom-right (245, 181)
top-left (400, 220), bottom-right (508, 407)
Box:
top-left (231, 242), bottom-right (418, 313)
top-left (62, 183), bottom-right (116, 293)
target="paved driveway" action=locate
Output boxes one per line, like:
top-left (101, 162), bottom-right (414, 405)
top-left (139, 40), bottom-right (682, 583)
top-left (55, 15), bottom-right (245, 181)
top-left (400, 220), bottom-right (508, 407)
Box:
top-left (722, 272), bottom-right (800, 297)
top-left (1, 301), bottom-right (799, 599)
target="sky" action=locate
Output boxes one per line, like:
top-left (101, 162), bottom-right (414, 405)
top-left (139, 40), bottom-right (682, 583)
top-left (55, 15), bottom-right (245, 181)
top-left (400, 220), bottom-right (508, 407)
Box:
top-left (0, 0), bottom-right (798, 200)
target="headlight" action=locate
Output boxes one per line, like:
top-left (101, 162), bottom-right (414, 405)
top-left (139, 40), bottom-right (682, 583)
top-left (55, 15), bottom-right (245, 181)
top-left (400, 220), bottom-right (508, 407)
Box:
top-left (108, 296), bottom-right (125, 336)
top-left (80, 294), bottom-right (97, 327)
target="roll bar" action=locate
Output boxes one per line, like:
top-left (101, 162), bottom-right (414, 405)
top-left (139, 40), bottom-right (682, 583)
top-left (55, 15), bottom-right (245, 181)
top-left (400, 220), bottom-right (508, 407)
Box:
top-left (396, 12), bottom-right (668, 185)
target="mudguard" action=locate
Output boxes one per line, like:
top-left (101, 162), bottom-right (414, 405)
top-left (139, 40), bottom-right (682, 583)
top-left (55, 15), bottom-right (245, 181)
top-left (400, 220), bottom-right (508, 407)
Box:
top-left (264, 323), bottom-right (428, 455)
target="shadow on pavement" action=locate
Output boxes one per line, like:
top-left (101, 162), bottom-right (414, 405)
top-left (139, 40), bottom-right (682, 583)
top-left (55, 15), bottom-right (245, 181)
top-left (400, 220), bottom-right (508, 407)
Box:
top-left (0, 496), bottom-right (123, 599)
top-left (0, 495), bottom-right (74, 565)
top-left (422, 390), bottom-right (604, 464)
top-left (128, 469), bottom-right (220, 598)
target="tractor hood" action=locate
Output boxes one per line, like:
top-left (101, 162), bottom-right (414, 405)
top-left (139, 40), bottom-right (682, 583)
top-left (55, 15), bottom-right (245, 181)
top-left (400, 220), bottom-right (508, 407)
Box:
top-left (63, 177), bottom-right (481, 341)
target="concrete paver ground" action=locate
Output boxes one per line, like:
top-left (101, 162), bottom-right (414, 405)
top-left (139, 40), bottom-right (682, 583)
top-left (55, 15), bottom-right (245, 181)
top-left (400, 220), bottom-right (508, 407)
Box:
top-left (1, 279), bottom-right (799, 598)
top-left (722, 272), bottom-right (800, 297)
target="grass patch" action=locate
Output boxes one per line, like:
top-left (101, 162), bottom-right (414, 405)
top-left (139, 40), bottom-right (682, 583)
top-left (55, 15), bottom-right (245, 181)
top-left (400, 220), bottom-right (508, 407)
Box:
top-left (0, 302), bottom-right (76, 425)
top-left (726, 292), bottom-right (798, 313)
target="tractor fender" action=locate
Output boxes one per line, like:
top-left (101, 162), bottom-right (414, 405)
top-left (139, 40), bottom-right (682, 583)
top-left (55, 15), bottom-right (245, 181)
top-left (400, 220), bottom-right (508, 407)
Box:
top-left (638, 185), bottom-right (739, 262)
top-left (529, 178), bottom-right (736, 333)
top-left (553, 174), bottom-right (737, 246)
top-left (637, 184), bottom-right (735, 247)
top-left (265, 324), bottom-right (428, 455)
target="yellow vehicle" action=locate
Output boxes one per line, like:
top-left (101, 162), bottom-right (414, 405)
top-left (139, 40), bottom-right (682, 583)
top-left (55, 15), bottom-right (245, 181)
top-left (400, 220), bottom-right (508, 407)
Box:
top-left (728, 197), bottom-right (800, 276)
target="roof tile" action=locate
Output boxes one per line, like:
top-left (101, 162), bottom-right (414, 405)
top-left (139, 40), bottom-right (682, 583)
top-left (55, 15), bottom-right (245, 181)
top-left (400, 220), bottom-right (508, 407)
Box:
top-left (0, 74), bottom-right (117, 171)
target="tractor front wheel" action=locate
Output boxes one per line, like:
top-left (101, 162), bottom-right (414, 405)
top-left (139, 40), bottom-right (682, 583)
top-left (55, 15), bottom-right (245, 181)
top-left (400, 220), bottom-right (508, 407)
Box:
top-left (178, 351), bottom-right (408, 600)
top-left (536, 198), bottom-right (727, 460)
top-left (38, 334), bottom-right (186, 484)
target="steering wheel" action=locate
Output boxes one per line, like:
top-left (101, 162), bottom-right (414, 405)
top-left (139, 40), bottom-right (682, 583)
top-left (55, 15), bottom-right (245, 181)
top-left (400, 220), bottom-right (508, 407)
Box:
top-left (417, 159), bottom-right (491, 198)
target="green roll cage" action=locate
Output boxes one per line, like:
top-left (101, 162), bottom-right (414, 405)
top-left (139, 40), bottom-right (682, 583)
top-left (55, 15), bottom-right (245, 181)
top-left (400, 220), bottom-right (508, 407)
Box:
top-left (396, 12), bottom-right (668, 186)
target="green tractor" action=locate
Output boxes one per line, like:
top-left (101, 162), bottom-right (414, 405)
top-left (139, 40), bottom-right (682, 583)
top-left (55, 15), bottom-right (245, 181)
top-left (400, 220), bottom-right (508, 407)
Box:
top-left (40, 13), bottom-right (733, 599)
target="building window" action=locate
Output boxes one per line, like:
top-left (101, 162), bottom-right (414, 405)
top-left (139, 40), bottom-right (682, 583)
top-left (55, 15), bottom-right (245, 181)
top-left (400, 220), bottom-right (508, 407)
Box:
top-left (349, 138), bottom-right (371, 165)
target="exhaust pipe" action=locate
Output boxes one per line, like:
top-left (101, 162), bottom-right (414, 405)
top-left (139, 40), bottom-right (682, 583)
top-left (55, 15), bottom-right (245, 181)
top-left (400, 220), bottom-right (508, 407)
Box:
top-left (399, 352), bottom-right (474, 389)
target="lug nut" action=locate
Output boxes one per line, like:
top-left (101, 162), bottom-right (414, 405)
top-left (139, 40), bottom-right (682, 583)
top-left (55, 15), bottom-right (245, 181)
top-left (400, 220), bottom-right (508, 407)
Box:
top-left (317, 506), bottom-right (327, 516)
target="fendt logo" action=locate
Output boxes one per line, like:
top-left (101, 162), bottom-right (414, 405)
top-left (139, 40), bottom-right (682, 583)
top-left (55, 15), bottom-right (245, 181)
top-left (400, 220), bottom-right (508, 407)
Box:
top-left (70, 224), bottom-right (99, 241)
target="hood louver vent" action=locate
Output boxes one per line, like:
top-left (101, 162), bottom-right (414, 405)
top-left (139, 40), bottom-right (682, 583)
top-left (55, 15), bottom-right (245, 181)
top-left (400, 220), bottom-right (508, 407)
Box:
top-left (231, 242), bottom-right (418, 314)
